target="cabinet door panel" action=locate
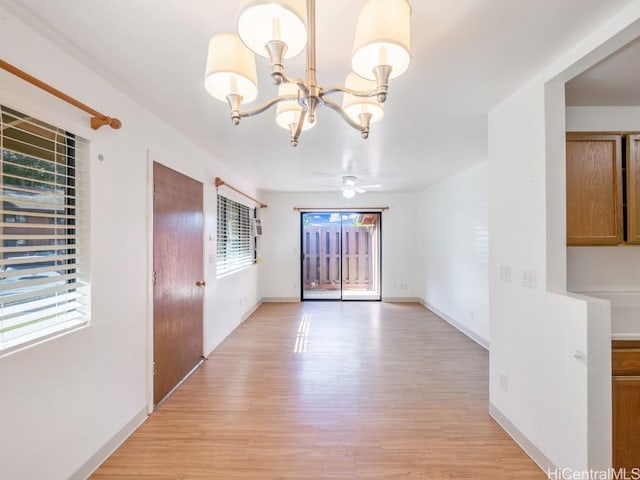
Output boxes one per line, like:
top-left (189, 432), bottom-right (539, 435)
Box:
top-left (628, 134), bottom-right (640, 244)
top-left (613, 377), bottom-right (640, 470)
top-left (566, 134), bottom-right (623, 245)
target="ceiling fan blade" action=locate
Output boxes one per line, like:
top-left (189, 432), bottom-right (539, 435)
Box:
top-left (355, 186), bottom-right (366, 194)
top-left (359, 184), bottom-right (381, 189)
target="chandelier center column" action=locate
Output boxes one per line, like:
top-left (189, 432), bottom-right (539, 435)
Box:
top-left (304, 0), bottom-right (320, 124)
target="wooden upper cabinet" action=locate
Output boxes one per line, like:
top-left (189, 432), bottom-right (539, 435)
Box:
top-left (566, 133), bottom-right (623, 246)
top-left (627, 134), bottom-right (640, 244)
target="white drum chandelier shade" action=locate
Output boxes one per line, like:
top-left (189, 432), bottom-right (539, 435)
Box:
top-left (352, 0), bottom-right (412, 80)
top-left (204, 33), bottom-right (258, 103)
top-left (237, 0), bottom-right (308, 59)
top-left (204, 0), bottom-right (412, 147)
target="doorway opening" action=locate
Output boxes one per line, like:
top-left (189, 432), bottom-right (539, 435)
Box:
top-left (301, 211), bottom-right (381, 301)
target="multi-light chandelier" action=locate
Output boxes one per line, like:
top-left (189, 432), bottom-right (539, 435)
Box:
top-left (204, 0), bottom-right (412, 147)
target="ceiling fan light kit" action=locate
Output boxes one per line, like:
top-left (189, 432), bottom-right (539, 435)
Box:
top-left (340, 175), bottom-right (380, 198)
top-left (204, 0), bottom-right (412, 147)
top-left (343, 188), bottom-right (357, 199)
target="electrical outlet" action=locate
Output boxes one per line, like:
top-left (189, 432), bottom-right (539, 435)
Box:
top-left (521, 269), bottom-right (537, 289)
top-left (499, 265), bottom-right (511, 283)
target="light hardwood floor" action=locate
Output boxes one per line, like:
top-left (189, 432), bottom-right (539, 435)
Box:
top-left (92, 302), bottom-right (545, 479)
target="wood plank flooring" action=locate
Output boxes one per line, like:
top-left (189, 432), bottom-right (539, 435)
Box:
top-left (91, 302), bottom-right (545, 479)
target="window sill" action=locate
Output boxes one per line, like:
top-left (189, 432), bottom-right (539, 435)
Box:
top-left (216, 262), bottom-right (257, 280)
top-left (0, 319), bottom-right (89, 358)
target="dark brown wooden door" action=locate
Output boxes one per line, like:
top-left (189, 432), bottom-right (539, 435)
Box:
top-left (153, 162), bottom-right (204, 405)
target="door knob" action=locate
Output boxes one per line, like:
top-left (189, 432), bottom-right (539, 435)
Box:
top-left (196, 280), bottom-right (206, 287)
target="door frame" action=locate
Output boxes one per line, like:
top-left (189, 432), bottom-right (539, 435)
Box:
top-left (146, 151), bottom-right (154, 414)
top-left (299, 210), bottom-right (382, 302)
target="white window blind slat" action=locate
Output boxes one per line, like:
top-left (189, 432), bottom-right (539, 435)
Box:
top-left (2, 153), bottom-right (76, 171)
top-left (1, 220), bottom-right (73, 230)
top-left (1, 300), bottom-right (82, 331)
top-left (0, 209), bottom-right (76, 221)
top-left (4, 183), bottom-right (75, 199)
top-left (1, 311), bottom-right (85, 347)
top-left (0, 272), bottom-right (78, 296)
top-left (1, 263), bottom-right (73, 278)
top-left (0, 253), bottom-right (76, 267)
top-left (1, 291), bottom-right (81, 317)
top-left (3, 246), bottom-right (77, 256)
top-left (1, 104), bottom-right (89, 354)
top-left (2, 169), bottom-right (75, 187)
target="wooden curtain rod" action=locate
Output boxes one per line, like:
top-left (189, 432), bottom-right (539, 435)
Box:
top-left (293, 207), bottom-right (389, 211)
top-left (0, 59), bottom-right (122, 131)
top-left (215, 177), bottom-right (267, 208)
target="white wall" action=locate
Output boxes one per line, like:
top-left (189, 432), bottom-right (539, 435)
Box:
top-left (258, 191), bottom-right (420, 301)
top-left (0, 7), bottom-right (260, 480)
top-left (488, 3), bottom-right (640, 474)
top-left (568, 247), bottom-right (640, 292)
top-left (417, 162), bottom-right (489, 347)
top-left (566, 106), bottom-right (640, 131)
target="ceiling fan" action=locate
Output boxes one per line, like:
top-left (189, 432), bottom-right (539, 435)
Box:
top-left (340, 175), bottom-right (381, 198)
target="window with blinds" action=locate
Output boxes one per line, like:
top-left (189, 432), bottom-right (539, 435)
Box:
top-left (1, 105), bottom-right (89, 354)
top-left (217, 194), bottom-right (255, 276)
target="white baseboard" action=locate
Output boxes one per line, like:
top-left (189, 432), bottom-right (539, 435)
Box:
top-left (261, 297), bottom-right (301, 303)
top-left (419, 299), bottom-right (490, 350)
top-left (242, 299), bottom-right (264, 322)
top-left (382, 297), bottom-right (421, 303)
top-left (490, 403), bottom-right (555, 476)
top-left (70, 407), bottom-right (148, 480)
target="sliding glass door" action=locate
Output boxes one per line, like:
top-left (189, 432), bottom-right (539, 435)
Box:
top-left (340, 213), bottom-right (381, 300)
top-left (301, 212), bottom-right (381, 301)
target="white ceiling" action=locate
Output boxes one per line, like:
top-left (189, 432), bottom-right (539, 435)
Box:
top-left (2, 0), bottom-right (636, 192)
top-left (566, 36), bottom-right (640, 106)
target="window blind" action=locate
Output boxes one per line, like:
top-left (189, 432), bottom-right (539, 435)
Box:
top-left (216, 194), bottom-right (255, 276)
top-left (0, 105), bottom-right (89, 354)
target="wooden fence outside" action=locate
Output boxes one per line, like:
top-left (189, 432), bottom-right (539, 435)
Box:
top-left (302, 225), bottom-right (375, 290)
